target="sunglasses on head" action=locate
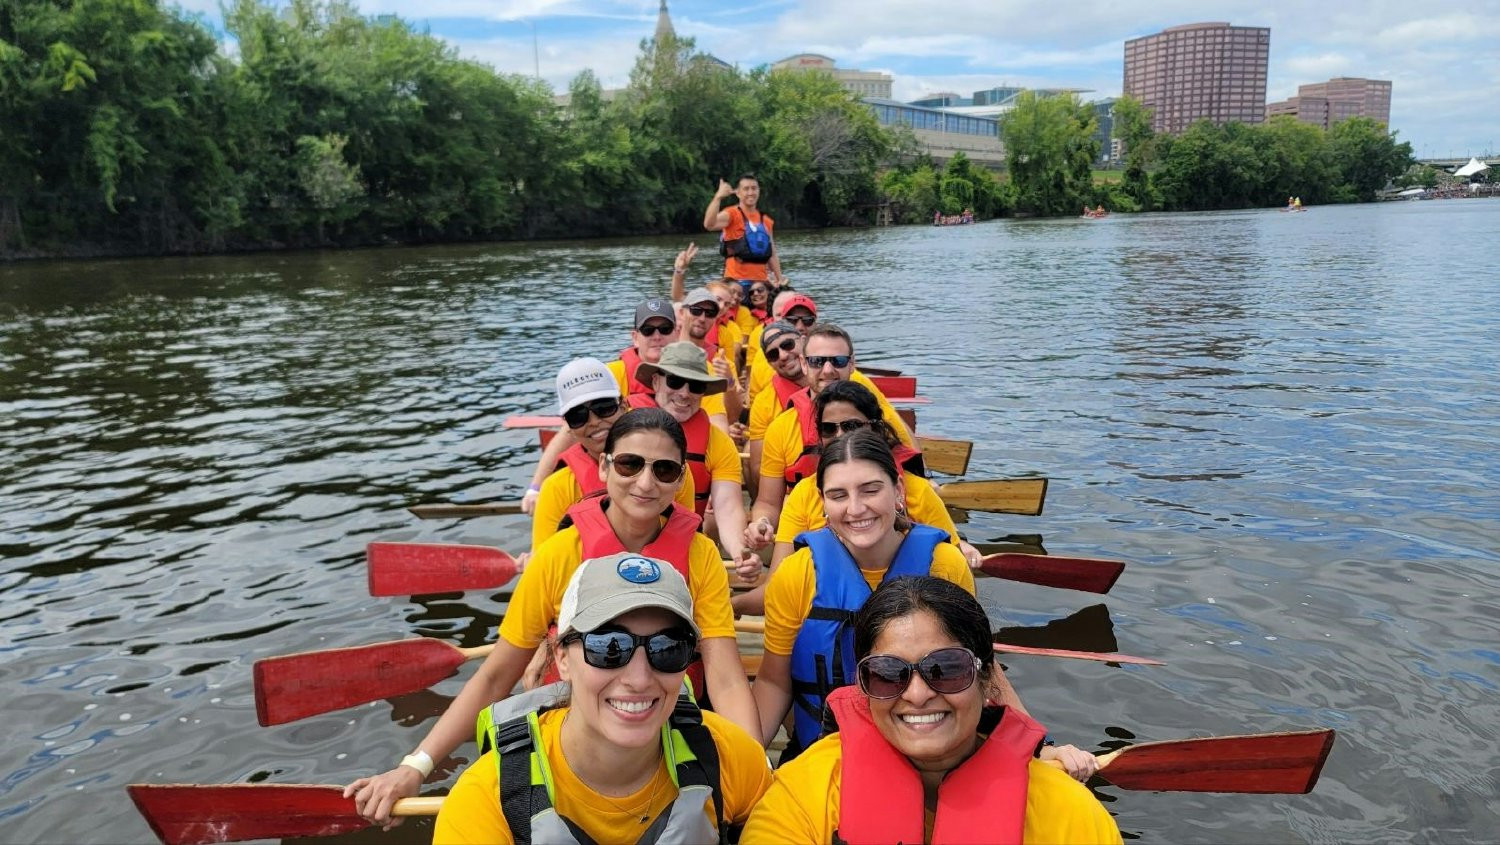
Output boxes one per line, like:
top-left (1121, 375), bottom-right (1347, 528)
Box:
top-left (818, 418), bottom-right (869, 439)
top-left (563, 626), bottom-right (698, 673)
top-left (663, 374), bottom-right (707, 395)
top-left (606, 452), bottom-right (685, 483)
top-left (857, 647), bottom-right (982, 700)
top-left (687, 304), bottom-right (719, 318)
top-left (638, 322), bottom-right (674, 337)
top-left (764, 337), bottom-right (798, 363)
top-left (786, 314), bottom-right (816, 327)
top-left (563, 397), bottom-right (622, 429)
top-left (805, 354), bottom-right (851, 370)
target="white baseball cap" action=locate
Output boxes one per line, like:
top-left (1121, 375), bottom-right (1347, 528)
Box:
top-left (555, 357), bottom-right (620, 415)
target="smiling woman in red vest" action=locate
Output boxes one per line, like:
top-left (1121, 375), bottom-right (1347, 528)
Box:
top-left (742, 576), bottom-right (1121, 845)
top-left (343, 410), bottom-right (760, 829)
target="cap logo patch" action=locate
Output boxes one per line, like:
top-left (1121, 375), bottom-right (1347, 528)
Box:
top-left (616, 556), bottom-right (662, 584)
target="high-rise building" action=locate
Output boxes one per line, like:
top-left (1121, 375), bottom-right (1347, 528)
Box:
top-left (771, 54), bottom-right (892, 99)
top-left (1267, 77), bottom-right (1391, 130)
top-left (1123, 22), bottom-right (1270, 135)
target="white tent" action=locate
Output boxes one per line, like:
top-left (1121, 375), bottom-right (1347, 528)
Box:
top-left (1453, 157), bottom-right (1490, 178)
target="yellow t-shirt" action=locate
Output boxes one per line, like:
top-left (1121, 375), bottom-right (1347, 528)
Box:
top-left (762, 542), bottom-right (975, 655)
top-left (739, 732), bottom-right (1122, 845)
top-left (734, 305), bottom-right (758, 336)
top-left (850, 370), bottom-right (914, 447)
top-left (435, 708), bottom-right (773, 845)
top-left (747, 355), bottom-right (774, 408)
top-left (747, 375), bottom-right (795, 441)
top-left (714, 320), bottom-right (743, 362)
top-left (760, 404), bottom-right (913, 482)
top-left (499, 524), bottom-right (737, 647)
top-left (702, 423), bottom-right (744, 487)
top-left (531, 462), bottom-right (697, 552)
top-left (609, 358), bottom-right (727, 418)
top-left (776, 473), bottom-right (958, 546)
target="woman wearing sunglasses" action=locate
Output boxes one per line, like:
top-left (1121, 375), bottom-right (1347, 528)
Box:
top-left (345, 410), bottom-right (759, 829)
top-left (748, 427), bottom-right (976, 761)
top-left (742, 576), bottom-right (1118, 844)
top-left (436, 553), bottom-right (772, 845)
top-left (530, 358), bottom-right (697, 554)
top-left (745, 282), bottom-right (772, 326)
top-left (733, 381), bottom-right (961, 617)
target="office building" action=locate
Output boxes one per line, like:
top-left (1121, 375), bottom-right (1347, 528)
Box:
top-left (1123, 22), bottom-right (1270, 134)
top-left (863, 98), bottom-right (1004, 168)
top-left (771, 54), bottom-right (892, 99)
top-left (1267, 77), bottom-right (1392, 129)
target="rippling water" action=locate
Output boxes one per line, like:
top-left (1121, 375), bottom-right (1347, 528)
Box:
top-left (3, 201), bottom-right (1498, 843)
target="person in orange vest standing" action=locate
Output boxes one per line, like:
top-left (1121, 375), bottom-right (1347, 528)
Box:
top-left (704, 175), bottom-right (784, 294)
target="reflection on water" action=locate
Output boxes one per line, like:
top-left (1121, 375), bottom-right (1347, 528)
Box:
top-left (3, 201), bottom-right (1500, 842)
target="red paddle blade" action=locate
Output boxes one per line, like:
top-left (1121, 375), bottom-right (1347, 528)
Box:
top-left (1099, 729), bottom-right (1336, 793)
top-left (128, 784), bottom-right (371, 845)
top-left (868, 374), bottom-right (917, 398)
top-left (366, 541), bottom-right (517, 597)
top-left (503, 415), bottom-right (563, 429)
top-left (992, 642), bottom-right (1163, 665)
top-left (978, 553), bottom-right (1124, 593)
top-left (252, 638), bottom-right (465, 726)
top-left (539, 428), bottom-right (559, 448)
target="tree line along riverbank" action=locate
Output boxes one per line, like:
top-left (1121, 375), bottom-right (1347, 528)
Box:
top-left (1, 0), bottom-right (1416, 259)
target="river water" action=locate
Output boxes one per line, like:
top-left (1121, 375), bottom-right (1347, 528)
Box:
top-left (3, 200), bottom-right (1497, 843)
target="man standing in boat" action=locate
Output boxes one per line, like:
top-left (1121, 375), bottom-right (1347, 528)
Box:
top-left (704, 175), bottom-right (784, 293)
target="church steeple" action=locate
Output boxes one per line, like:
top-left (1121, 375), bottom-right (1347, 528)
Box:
top-left (653, 0), bottom-right (675, 44)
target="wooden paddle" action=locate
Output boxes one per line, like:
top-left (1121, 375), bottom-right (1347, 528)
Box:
top-left (914, 434), bottom-right (973, 476)
top-left (254, 637), bottom-right (768, 726)
top-left (868, 374), bottom-right (917, 398)
top-left (937, 478), bottom-right (1047, 515)
top-left (1044, 729), bottom-right (1336, 794)
top-left (407, 502), bottom-right (523, 519)
top-left (857, 365), bottom-right (904, 377)
top-left (366, 542), bottom-right (518, 597)
top-left (503, 415), bottom-right (564, 429)
top-left (992, 642), bottom-right (1161, 665)
top-left (368, 542), bottom-right (1104, 596)
top-left (130, 727), bottom-right (1333, 842)
top-left (977, 553), bottom-right (1122, 593)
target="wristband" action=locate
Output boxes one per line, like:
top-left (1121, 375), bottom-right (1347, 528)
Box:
top-left (527, 484), bottom-right (541, 494)
top-left (399, 749), bottom-right (434, 778)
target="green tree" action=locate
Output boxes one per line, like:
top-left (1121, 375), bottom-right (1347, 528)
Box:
top-left (1328, 117), bottom-right (1413, 202)
top-left (1002, 92), bottom-right (1100, 216)
top-left (1110, 95), bottom-right (1158, 210)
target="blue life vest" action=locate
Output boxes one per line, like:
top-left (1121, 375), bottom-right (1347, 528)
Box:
top-left (718, 207), bottom-right (773, 264)
top-left (786, 524), bottom-right (949, 756)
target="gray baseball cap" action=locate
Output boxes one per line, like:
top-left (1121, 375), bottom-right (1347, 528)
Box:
top-left (684, 287), bottom-right (719, 309)
top-left (634, 341), bottom-right (728, 395)
top-left (556, 552), bottom-right (698, 639)
top-left (634, 298), bottom-right (676, 330)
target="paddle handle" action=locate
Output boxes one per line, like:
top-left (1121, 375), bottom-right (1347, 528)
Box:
top-left (1041, 748), bottom-right (1121, 775)
top-left (393, 796), bottom-right (446, 816)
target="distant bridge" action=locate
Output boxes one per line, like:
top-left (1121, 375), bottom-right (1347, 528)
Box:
top-left (1417, 156), bottom-right (1497, 170)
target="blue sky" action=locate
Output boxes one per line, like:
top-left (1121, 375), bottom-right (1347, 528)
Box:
top-left (188, 0), bottom-right (1500, 159)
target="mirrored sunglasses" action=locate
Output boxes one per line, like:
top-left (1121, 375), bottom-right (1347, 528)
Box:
top-left (565, 627), bottom-right (698, 673)
top-left (857, 646), bottom-right (981, 699)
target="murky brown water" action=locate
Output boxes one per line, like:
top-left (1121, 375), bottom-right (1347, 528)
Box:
top-left (3, 200), bottom-right (1498, 843)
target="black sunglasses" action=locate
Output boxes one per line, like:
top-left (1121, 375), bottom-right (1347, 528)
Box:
top-left (663, 374), bottom-right (707, 395)
top-left (805, 354), bottom-right (851, 370)
top-left (606, 452), bottom-right (686, 483)
top-left (638, 322), bottom-right (674, 337)
top-left (786, 314), bottom-right (816, 327)
top-left (750, 286), bottom-right (769, 297)
top-left (563, 626), bottom-right (698, 673)
top-left (818, 418), bottom-right (868, 439)
top-left (857, 647), bottom-right (981, 699)
top-left (563, 397), bottom-right (622, 429)
top-left (687, 304), bottom-right (719, 318)
top-left (763, 337), bottom-right (798, 363)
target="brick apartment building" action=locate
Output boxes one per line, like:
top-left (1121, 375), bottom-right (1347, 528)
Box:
top-left (1123, 22), bottom-right (1270, 135)
top-left (1267, 77), bottom-right (1392, 129)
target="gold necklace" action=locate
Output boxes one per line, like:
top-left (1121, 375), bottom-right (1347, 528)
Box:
top-left (596, 763), bottom-right (667, 825)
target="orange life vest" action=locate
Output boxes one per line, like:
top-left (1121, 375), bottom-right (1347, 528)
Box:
top-left (617, 347), bottom-right (654, 396)
top-left (785, 389), bottom-right (821, 484)
top-left (556, 443), bottom-right (604, 497)
top-left (625, 394), bottom-right (713, 516)
top-left (827, 685), bottom-right (1044, 845)
top-left (548, 495), bottom-right (706, 696)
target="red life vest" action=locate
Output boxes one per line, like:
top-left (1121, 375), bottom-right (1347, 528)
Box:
top-left (827, 685), bottom-right (1044, 845)
top-left (617, 347), bottom-right (654, 396)
top-left (556, 443), bottom-right (605, 497)
top-left (784, 389), bottom-right (820, 484)
top-left (548, 495), bottom-right (706, 696)
top-left (625, 394), bottom-right (713, 517)
top-left (892, 442), bottom-right (927, 478)
top-left (771, 373), bottom-right (803, 409)
top-left (750, 306), bottom-right (770, 325)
